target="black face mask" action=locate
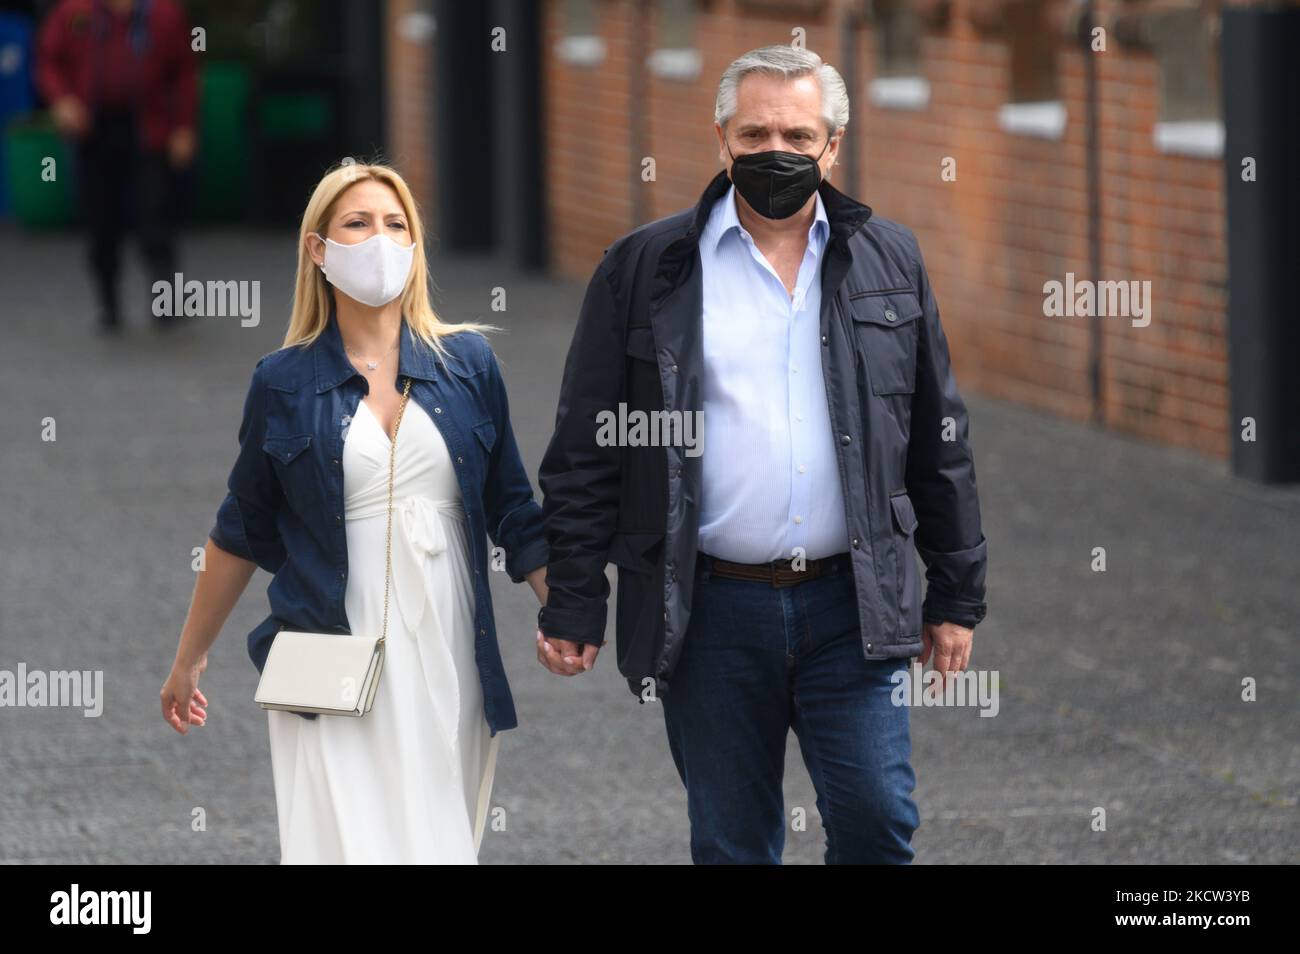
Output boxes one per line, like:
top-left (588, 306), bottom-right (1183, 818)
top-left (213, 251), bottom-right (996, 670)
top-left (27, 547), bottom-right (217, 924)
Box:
top-left (725, 134), bottom-right (830, 220)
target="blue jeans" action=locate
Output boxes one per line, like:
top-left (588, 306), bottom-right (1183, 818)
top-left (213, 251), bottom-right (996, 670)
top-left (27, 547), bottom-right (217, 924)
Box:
top-left (661, 552), bottom-right (921, 864)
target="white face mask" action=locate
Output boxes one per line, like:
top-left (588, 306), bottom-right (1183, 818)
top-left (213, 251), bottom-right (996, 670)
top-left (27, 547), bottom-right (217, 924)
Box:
top-left (312, 232), bottom-right (415, 307)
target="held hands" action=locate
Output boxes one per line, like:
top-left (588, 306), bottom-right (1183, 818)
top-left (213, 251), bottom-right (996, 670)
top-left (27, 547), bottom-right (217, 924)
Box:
top-left (917, 619), bottom-right (973, 686)
top-left (536, 630), bottom-right (601, 676)
top-left (527, 565), bottom-right (600, 674)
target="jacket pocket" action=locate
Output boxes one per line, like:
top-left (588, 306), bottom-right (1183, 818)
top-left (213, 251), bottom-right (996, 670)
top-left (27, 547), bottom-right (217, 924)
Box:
top-left (625, 325), bottom-right (657, 363)
top-left (262, 434), bottom-right (315, 510)
top-left (889, 490), bottom-right (922, 639)
top-left (262, 434), bottom-right (312, 464)
top-left (850, 291), bottom-right (923, 395)
top-left (606, 530), bottom-right (665, 683)
top-left (606, 530), bottom-right (664, 574)
top-left (472, 419), bottom-right (497, 453)
top-left (467, 419), bottom-right (497, 483)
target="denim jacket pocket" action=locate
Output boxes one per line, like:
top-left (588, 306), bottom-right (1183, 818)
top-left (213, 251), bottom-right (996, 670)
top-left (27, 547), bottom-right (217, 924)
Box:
top-left (262, 434), bottom-right (314, 508)
top-left (472, 419), bottom-right (497, 453)
top-left (262, 434), bottom-right (312, 464)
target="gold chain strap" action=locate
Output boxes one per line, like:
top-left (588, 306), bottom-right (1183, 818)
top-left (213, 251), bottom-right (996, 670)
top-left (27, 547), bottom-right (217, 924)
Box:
top-left (379, 377), bottom-right (413, 646)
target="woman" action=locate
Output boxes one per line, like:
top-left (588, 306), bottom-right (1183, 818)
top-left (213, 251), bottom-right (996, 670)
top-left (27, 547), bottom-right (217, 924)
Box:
top-left (159, 162), bottom-right (550, 863)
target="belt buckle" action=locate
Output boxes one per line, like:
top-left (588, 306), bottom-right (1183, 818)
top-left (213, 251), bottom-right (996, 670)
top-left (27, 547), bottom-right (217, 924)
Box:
top-left (772, 557), bottom-right (799, 588)
top-left (793, 555), bottom-right (825, 586)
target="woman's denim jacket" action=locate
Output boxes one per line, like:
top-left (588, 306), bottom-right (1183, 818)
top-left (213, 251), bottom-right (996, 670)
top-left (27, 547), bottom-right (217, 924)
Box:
top-left (210, 307), bottom-right (548, 735)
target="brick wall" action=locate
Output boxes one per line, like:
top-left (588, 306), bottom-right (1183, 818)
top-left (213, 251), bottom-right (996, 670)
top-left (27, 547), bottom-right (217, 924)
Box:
top-left (384, 0), bottom-right (438, 235)
top-left (540, 0), bottom-right (1231, 458)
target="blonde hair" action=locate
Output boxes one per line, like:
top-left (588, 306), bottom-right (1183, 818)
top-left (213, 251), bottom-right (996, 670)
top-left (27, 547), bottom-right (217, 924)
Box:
top-left (283, 161), bottom-right (497, 356)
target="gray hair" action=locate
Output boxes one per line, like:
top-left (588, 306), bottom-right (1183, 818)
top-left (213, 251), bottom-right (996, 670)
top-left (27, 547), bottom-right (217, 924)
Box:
top-left (714, 45), bottom-right (850, 133)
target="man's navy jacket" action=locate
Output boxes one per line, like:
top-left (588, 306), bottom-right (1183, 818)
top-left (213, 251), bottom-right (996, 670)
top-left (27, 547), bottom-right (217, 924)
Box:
top-left (537, 169), bottom-right (989, 700)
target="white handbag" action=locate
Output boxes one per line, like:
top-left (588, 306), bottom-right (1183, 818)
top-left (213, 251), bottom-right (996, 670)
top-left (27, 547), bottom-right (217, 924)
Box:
top-left (254, 377), bottom-right (413, 717)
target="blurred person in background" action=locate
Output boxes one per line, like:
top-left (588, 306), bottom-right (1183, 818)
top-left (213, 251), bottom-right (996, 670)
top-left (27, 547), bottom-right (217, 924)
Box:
top-left (35, 0), bottom-right (197, 334)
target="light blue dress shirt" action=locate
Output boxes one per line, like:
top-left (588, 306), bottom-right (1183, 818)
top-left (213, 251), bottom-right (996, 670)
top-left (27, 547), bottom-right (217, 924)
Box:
top-left (696, 183), bottom-right (851, 564)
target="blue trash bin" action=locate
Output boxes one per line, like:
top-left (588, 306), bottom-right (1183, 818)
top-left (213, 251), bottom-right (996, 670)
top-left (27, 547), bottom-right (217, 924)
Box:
top-left (0, 13), bottom-right (37, 219)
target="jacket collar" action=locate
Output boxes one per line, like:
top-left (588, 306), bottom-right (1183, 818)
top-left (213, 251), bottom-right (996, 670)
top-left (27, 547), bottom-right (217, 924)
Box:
top-left (314, 297), bottom-right (448, 393)
top-left (704, 181), bottom-right (830, 254)
top-left (662, 169), bottom-right (872, 273)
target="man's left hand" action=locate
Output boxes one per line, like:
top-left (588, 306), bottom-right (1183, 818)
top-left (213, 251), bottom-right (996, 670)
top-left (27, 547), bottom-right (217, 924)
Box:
top-left (917, 620), bottom-right (973, 685)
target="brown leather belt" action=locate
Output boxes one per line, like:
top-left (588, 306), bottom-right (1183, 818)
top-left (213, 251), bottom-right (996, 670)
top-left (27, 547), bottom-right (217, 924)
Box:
top-left (702, 551), bottom-right (849, 587)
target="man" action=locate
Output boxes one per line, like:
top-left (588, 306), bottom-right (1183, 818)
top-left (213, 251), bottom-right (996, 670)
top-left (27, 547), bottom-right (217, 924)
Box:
top-left (537, 45), bottom-right (988, 864)
top-left (35, 0), bottom-right (197, 333)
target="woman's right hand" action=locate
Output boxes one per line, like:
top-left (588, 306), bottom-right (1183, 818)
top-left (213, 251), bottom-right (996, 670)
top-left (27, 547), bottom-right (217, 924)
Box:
top-left (161, 654), bottom-right (209, 734)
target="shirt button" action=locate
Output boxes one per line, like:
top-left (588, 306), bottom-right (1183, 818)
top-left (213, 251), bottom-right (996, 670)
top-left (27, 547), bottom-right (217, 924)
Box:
top-left (884, 309), bottom-right (897, 322)
top-left (798, 465), bottom-right (806, 473)
top-left (794, 515), bottom-right (802, 524)
top-left (434, 406), bottom-right (442, 414)
top-left (840, 434), bottom-right (851, 445)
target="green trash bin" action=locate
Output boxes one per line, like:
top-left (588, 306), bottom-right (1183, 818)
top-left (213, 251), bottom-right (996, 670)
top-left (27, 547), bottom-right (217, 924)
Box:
top-left (250, 78), bottom-right (339, 227)
top-left (258, 91), bottom-right (331, 141)
top-left (196, 60), bottom-right (252, 223)
top-left (3, 114), bottom-right (77, 228)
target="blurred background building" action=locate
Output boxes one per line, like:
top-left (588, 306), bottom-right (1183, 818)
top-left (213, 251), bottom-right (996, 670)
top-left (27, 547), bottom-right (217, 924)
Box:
top-left (1, 0), bottom-right (1296, 476)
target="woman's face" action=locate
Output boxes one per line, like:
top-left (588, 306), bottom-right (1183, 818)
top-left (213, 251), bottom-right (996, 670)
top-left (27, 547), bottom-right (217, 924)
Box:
top-left (307, 178), bottom-right (413, 267)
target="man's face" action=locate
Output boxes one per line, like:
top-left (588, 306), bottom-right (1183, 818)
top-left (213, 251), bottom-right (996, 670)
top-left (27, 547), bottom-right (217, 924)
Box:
top-left (716, 71), bottom-right (839, 179)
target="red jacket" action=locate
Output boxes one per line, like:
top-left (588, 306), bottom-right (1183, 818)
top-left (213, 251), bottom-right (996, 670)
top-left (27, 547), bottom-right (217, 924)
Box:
top-left (35, 0), bottom-right (197, 150)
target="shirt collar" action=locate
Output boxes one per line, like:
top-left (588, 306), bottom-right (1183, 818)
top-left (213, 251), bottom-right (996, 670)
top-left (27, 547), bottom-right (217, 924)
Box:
top-left (314, 297), bottom-right (442, 393)
top-left (705, 182), bottom-right (830, 254)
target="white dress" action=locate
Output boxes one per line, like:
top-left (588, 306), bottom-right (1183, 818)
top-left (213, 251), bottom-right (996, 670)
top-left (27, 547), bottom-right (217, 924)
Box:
top-left (267, 397), bottom-right (500, 864)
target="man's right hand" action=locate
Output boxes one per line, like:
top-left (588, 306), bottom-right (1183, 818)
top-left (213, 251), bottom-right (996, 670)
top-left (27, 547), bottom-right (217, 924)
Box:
top-left (52, 96), bottom-right (88, 137)
top-left (536, 629), bottom-right (601, 676)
